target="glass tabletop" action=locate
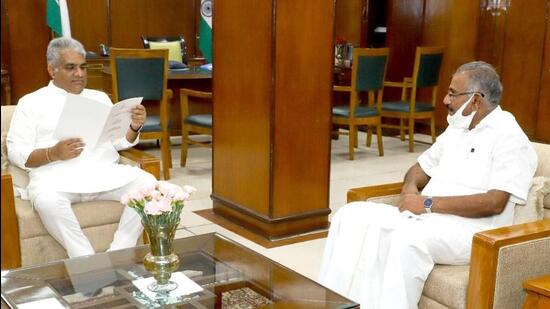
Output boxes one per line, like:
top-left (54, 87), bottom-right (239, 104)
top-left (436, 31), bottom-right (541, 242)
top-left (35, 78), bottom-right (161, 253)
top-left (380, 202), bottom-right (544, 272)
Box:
top-left (1, 233), bottom-right (357, 308)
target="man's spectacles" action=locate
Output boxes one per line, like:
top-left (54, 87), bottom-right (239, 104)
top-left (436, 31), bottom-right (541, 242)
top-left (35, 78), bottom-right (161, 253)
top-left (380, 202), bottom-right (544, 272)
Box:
top-left (447, 91), bottom-right (485, 100)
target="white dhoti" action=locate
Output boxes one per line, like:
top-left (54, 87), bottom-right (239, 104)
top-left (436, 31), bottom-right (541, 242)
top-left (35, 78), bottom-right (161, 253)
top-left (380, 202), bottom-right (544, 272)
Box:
top-left (30, 170), bottom-right (156, 258)
top-left (319, 202), bottom-right (491, 309)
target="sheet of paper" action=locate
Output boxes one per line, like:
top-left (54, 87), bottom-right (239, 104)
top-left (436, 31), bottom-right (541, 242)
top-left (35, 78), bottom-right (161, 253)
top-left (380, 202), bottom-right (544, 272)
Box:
top-left (53, 94), bottom-right (111, 149)
top-left (132, 272), bottom-right (203, 301)
top-left (97, 97), bottom-right (142, 146)
top-left (18, 298), bottom-right (65, 309)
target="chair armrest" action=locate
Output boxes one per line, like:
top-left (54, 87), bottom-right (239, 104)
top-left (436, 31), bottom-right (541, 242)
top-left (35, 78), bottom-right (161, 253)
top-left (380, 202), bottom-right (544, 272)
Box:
top-left (347, 182), bottom-right (403, 202)
top-left (119, 148), bottom-right (161, 180)
top-left (467, 219), bottom-right (550, 308)
top-left (333, 85), bottom-right (351, 92)
top-left (1, 171), bottom-right (22, 269)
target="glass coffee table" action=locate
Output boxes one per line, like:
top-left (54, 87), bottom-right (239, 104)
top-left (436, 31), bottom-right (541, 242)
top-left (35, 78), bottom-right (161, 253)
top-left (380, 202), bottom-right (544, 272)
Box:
top-left (1, 233), bottom-right (358, 308)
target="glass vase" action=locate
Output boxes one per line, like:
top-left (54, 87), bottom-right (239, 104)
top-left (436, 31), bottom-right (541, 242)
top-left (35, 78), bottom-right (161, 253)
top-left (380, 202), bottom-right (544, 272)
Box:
top-left (142, 222), bottom-right (180, 293)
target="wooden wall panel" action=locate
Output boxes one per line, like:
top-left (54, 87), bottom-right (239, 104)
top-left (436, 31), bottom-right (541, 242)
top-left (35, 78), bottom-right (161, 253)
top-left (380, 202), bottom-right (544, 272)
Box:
top-left (334, 0), bottom-right (362, 45)
top-left (535, 6), bottom-right (550, 142)
top-left (498, 0), bottom-right (547, 136)
top-left (110, 0), bottom-right (196, 55)
top-left (273, 0), bottom-right (333, 217)
top-left (67, 0), bottom-right (109, 54)
top-left (5, 0), bottom-right (50, 103)
top-left (212, 0), bottom-right (272, 214)
top-left (422, 0), bottom-right (479, 129)
top-left (385, 0), bottom-right (424, 85)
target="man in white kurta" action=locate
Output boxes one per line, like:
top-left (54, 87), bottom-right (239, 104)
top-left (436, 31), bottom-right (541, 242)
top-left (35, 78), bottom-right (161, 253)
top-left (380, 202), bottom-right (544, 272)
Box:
top-left (319, 61), bottom-right (538, 308)
top-left (6, 37), bottom-right (156, 258)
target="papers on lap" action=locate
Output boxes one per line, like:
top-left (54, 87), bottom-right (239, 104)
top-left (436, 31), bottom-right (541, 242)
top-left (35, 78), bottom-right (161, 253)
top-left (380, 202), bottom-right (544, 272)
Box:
top-left (54, 94), bottom-right (143, 149)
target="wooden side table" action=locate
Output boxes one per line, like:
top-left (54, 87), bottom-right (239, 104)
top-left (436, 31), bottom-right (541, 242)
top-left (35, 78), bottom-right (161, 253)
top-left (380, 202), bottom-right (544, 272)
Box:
top-left (523, 274), bottom-right (550, 309)
top-left (1, 69), bottom-right (12, 105)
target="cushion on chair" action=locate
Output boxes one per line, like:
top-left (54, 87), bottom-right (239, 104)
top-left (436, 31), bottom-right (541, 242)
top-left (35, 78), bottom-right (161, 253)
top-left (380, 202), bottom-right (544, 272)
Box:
top-left (1, 106), bottom-right (16, 170)
top-left (382, 101), bottom-right (435, 113)
top-left (141, 115), bottom-right (163, 132)
top-left (115, 58), bottom-right (164, 100)
top-left (15, 198), bottom-right (125, 239)
top-left (416, 53), bottom-right (443, 88)
top-left (422, 265), bottom-right (470, 309)
top-left (332, 106), bottom-right (380, 118)
top-left (513, 176), bottom-right (550, 224)
top-left (185, 114), bottom-right (212, 127)
top-left (356, 55), bottom-right (387, 92)
top-left (149, 41), bottom-right (182, 63)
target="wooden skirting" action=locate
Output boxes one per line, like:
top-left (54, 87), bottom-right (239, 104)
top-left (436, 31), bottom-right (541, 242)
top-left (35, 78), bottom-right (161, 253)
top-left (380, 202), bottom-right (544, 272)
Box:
top-left (195, 208), bottom-right (328, 248)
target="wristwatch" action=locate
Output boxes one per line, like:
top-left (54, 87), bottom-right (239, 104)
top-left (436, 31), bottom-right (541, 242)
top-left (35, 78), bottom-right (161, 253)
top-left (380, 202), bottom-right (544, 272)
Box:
top-left (423, 196), bottom-right (433, 213)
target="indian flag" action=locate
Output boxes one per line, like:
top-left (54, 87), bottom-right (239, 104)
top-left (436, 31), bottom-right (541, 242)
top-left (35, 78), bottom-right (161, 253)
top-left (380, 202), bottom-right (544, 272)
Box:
top-left (47, 0), bottom-right (71, 37)
top-left (198, 0), bottom-right (212, 63)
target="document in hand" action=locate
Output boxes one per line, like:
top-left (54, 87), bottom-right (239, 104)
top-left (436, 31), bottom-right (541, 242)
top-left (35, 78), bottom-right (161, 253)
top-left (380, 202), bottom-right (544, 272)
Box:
top-left (54, 94), bottom-right (143, 149)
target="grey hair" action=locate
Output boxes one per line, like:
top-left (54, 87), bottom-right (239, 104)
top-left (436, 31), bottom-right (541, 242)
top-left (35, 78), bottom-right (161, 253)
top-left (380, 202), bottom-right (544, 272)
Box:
top-left (46, 37), bottom-right (86, 67)
top-left (455, 61), bottom-right (502, 106)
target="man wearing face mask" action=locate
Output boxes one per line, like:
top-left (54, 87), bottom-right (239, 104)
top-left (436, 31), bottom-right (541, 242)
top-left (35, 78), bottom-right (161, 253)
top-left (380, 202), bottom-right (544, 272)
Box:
top-left (319, 61), bottom-right (537, 308)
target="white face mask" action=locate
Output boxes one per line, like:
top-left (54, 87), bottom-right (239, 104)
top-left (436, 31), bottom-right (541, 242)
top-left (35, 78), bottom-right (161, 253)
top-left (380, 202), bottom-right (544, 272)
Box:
top-left (447, 94), bottom-right (476, 129)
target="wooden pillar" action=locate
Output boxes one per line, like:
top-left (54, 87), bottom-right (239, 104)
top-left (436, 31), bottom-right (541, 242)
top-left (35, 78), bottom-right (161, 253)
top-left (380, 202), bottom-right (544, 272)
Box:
top-left (212, 0), bottom-right (334, 241)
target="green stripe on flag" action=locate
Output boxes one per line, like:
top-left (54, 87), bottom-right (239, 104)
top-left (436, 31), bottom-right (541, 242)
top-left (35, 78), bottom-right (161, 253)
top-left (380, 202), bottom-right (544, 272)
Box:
top-left (47, 0), bottom-right (62, 37)
top-left (198, 18), bottom-right (212, 63)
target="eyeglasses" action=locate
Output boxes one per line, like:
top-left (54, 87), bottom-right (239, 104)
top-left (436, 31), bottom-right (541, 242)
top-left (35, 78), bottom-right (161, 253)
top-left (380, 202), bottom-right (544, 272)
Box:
top-left (447, 91), bottom-right (485, 100)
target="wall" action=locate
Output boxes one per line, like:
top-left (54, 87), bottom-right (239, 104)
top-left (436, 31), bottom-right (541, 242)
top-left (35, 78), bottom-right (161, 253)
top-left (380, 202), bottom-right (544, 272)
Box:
top-left (383, 0), bottom-right (549, 142)
top-left (1, 0), bottom-right (200, 104)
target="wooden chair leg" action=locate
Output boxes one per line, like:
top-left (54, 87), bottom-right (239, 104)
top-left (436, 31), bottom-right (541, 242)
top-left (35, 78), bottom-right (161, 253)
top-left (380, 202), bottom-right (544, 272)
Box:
top-left (349, 125), bottom-right (356, 160)
top-left (408, 119), bottom-right (415, 152)
top-left (366, 126), bottom-right (372, 147)
top-left (376, 124), bottom-right (384, 156)
top-left (400, 118), bottom-right (405, 141)
top-left (180, 130), bottom-right (189, 167)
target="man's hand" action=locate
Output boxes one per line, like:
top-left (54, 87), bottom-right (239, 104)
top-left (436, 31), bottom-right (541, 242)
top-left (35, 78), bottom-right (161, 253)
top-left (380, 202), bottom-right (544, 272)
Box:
top-left (398, 193), bottom-right (426, 214)
top-left (130, 104), bottom-right (146, 130)
top-left (51, 138), bottom-right (85, 161)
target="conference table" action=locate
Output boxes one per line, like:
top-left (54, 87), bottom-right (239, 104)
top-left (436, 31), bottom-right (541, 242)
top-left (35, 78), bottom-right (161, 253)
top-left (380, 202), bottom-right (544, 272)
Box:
top-left (102, 66), bottom-right (212, 136)
top-left (1, 233), bottom-right (358, 308)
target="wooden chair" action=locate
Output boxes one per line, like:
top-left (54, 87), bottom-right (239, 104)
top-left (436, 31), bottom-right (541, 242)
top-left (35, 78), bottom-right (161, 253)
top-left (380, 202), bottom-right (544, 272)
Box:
top-left (142, 36), bottom-right (188, 64)
top-left (332, 48), bottom-right (389, 160)
top-left (179, 88), bottom-right (212, 167)
top-left (381, 46), bottom-right (444, 152)
top-left (110, 48), bottom-right (172, 180)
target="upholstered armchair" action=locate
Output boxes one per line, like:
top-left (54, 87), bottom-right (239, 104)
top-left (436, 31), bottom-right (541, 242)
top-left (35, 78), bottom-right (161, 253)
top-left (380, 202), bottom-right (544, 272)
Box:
top-left (347, 142), bottom-right (550, 309)
top-left (1, 105), bottom-right (160, 269)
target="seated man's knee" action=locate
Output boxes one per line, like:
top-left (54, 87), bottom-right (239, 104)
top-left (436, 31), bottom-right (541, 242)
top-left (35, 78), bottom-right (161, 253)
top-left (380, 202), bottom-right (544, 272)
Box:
top-left (32, 191), bottom-right (69, 213)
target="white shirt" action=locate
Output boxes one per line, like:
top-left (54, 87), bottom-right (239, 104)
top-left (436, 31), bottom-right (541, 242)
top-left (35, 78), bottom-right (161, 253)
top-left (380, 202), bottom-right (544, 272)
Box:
top-left (417, 106), bottom-right (538, 227)
top-left (7, 82), bottom-right (141, 197)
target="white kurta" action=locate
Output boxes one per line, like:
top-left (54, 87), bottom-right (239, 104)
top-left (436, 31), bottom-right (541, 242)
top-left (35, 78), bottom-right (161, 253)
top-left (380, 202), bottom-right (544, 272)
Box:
top-left (319, 106), bottom-right (537, 308)
top-left (7, 82), bottom-right (140, 197)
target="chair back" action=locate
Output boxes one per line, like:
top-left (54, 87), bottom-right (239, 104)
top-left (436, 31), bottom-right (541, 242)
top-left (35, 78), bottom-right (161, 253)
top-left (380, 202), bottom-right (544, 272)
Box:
top-left (351, 48), bottom-right (389, 113)
top-left (412, 46), bottom-right (444, 89)
top-left (142, 36), bottom-right (188, 64)
top-left (109, 48), bottom-right (168, 102)
top-left (352, 48), bottom-right (389, 93)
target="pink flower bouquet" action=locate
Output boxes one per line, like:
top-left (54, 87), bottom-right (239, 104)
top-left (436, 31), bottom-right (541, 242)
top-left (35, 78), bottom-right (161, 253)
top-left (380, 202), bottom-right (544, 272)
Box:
top-left (121, 181), bottom-right (196, 226)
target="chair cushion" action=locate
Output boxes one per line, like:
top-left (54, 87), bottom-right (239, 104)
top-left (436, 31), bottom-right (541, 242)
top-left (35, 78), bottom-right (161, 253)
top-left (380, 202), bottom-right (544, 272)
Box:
top-left (16, 198), bottom-right (125, 239)
top-left (141, 115), bottom-right (163, 132)
top-left (332, 106), bottom-right (379, 118)
top-left (186, 114), bottom-right (212, 127)
top-left (514, 176), bottom-right (550, 224)
top-left (382, 101), bottom-right (434, 113)
top-left (423, 265), bottom-right (469, 309)
top-left (149, 41), bottom-right (182, 63)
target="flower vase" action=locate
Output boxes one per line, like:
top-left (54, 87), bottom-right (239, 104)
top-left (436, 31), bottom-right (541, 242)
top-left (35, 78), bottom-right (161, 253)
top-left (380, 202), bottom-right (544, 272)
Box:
top-left (143, 222), bottom-right (180, 293)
